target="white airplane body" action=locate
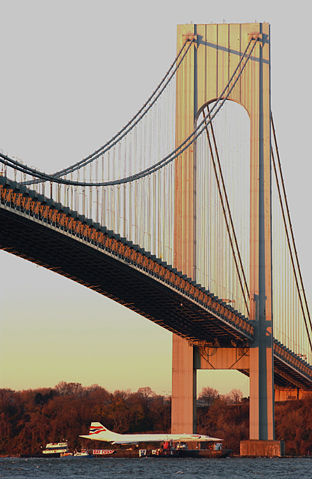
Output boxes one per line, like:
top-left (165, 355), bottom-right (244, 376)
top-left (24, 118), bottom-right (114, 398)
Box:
top-left (80, 422), bottom-right (222, 444)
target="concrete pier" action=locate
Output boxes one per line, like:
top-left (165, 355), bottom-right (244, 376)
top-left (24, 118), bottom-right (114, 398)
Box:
top-left (240, 440), bottom-right (285, 457)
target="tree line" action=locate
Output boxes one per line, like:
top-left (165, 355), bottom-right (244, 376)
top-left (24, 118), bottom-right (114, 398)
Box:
top-left (0, 382), bottom-right (311, 456)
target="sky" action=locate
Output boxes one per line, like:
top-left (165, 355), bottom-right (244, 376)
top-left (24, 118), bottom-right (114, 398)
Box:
top-left (0, 0), bottom-right (311, 398)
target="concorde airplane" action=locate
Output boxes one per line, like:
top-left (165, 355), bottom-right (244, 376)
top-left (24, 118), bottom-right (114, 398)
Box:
top-left (79, 422), bottom-right (223, 444)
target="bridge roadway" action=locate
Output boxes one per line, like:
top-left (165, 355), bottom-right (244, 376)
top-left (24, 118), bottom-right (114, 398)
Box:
top-left (1, 176), bottom-right (312, 391)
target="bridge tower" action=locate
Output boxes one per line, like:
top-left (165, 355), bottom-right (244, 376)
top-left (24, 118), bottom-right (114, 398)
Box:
top-left (172, 22), bottom-right (283, 456)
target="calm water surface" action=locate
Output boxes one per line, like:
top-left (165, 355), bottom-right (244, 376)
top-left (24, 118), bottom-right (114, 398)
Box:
top-left (0, 457), bottom-right (312, 479)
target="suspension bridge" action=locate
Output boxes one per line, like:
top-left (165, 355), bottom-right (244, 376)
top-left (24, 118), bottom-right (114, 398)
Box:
top-left (0, 22), bottom-right (311, 456)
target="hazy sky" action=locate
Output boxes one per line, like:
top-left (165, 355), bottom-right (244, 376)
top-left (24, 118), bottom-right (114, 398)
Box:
top-left (1, 0), bottom-right (311, 398)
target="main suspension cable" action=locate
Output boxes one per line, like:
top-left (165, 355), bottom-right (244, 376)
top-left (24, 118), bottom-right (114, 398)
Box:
top-left (23, 38), bottom-right (194, 185)
top-left (0, 37), bottom-right (258, 186)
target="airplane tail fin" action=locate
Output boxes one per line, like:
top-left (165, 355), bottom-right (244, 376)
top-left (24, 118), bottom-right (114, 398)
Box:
top-left (88, 422), bottom-right (115, 436)
top-left (80, 422), bottom-right (119, 441)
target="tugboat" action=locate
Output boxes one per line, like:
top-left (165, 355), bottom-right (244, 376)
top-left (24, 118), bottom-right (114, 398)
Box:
top-left (73, 449), bottom-right (90, 457)
top-left (42, 441), bottom-right (72, 457)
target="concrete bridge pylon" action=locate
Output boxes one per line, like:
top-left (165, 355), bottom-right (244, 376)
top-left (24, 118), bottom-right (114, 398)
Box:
top-left (172, 22), bottom-right (284, 456)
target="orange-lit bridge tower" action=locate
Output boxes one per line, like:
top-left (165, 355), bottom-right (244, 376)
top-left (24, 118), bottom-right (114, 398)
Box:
top-left (172, 22), bottom-right (283, 456)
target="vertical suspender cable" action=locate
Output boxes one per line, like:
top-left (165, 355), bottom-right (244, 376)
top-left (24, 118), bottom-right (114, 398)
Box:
top-left (203, 109), bottom-right (249, 315)
top-left (271, 114), bottom-right (312, 351)
top-left (206, 105), bottom-right (250, 302)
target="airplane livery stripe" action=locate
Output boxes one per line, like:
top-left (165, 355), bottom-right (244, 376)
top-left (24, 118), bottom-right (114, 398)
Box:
top-left (90, 427), bottom-right (105, 434)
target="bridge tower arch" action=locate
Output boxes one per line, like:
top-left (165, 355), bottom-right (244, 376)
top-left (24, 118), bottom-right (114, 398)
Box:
top-left (172, 22), bottom-right (279, 453)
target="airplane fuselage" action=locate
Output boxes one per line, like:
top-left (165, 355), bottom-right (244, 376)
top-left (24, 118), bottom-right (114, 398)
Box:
top-left (80, 422), bottom-right (222, 444)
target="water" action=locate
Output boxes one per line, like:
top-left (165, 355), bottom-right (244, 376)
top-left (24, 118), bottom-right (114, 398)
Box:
top-left (0, 457), bottom-right (311, 479)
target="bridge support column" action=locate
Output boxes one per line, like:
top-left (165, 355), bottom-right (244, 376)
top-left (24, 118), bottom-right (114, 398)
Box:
top-left (172, 23), bottom-right (197, 434)
top-left (171, 336), bottom-right (196, 433)
top-left (247, 21), bottom-right (275, 446)
top-left (242, 22), bottom-right (283, 457)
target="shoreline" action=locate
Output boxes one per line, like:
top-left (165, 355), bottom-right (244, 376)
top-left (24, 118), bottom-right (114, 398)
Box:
top-left (1, 454), bottom-right (312, 459)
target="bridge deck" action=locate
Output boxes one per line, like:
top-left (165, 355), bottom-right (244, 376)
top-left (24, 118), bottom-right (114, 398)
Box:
top-left (1, 177), bottom-right (312, 390)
